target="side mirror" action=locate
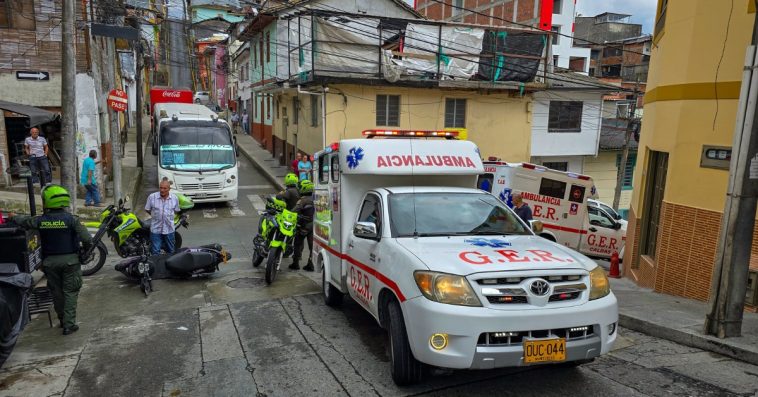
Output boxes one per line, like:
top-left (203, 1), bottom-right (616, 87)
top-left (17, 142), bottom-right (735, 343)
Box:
top-left (614, 222), bottom-right (622, 230)
top-left (353, 221), bottom-right (378, 240)
top-left (530, 220), bottom-right (543, 234)
top-left (124, 195), bottom-right (131, 203)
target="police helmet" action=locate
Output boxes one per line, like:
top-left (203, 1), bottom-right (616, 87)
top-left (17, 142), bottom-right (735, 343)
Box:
top-left (284, 173), bottom-right (298, 187)
top-left (41, 184), bottom-right (70, 209)
top-left (298, 179), bottom-right (314, 195)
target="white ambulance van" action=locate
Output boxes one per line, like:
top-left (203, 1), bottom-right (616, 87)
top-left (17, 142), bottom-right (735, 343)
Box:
top-left (313, 130), bottom-right (618, 385)
top-left (478, 162), bottom-right (626, 260)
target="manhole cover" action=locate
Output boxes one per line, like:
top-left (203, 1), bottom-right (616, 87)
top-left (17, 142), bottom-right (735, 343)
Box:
top-left (227, 277), bottom-right (265, 288)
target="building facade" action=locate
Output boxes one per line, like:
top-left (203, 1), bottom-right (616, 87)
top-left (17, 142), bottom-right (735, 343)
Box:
top-left (624, 0), bottom-right (758, 301)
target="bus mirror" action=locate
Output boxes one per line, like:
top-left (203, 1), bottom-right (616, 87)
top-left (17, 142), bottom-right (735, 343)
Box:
top-left (233, 137), bottom-right (240, 157)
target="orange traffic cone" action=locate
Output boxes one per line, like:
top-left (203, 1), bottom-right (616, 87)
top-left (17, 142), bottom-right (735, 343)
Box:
top-left (609, 251), bottom-right (621, 278)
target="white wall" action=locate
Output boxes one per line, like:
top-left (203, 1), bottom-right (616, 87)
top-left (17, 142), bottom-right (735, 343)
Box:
top-left (530, 90), bottom-right (603, 157)
top-left (530, 155), bottom-right (584, 174)
top-left (75, 73), bottom-right (103, 187)
top-left (551, 0), bottom-right (590, 73)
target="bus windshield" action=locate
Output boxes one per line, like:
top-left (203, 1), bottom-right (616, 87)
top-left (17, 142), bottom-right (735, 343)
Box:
top-left (159, 124), bottom-right (235, 171)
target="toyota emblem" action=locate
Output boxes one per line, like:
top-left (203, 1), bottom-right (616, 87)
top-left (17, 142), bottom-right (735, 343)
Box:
top-left (530, 279), bottom-right (550, 296)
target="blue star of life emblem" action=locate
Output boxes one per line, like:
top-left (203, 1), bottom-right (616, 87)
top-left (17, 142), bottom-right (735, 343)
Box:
top-left (347, 146), bottom-right (364, 169)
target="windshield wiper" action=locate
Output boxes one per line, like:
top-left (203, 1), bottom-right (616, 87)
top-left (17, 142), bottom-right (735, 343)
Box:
top-left (468, 231), bottom-right (524, 236)
top-left (414, 232), bottom-right (469, 237)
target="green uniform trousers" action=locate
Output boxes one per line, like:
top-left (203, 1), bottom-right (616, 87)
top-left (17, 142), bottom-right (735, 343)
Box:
top-left (42, 256), bottom-right (82, 329)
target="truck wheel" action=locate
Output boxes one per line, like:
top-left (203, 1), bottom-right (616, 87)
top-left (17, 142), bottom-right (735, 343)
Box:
top-left (388, 300), bottom-right (424, 385)
top-left (322, 269), bottom-right (343, 307)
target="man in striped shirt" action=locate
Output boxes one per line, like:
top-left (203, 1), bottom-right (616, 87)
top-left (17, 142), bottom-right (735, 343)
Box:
top-left (24, 127), bottom-right (52, 188)
top-left (144, 179), bottom-right (180, 254)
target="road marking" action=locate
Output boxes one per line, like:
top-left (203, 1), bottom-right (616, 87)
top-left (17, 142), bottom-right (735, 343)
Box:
top-left (230, 207), bottom-right (246, 217)
top-left (247, 194), bottom-right (266, 212)
top-left (203, 208), bottom-right (218, 219)
top-left (238, 184), bottom-right (275, 190)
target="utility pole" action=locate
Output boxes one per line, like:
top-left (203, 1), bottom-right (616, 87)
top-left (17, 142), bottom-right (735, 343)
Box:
top-left (612, 89), bottom-right (638, 211)
top-left (135, 31), bottom-right (144, 168)
top-left (705, 2), bottom-right (758, 338)
top-left (106, 38), bottom-right (122, 202)
top-left (61, 0), bottom-right (77, 210)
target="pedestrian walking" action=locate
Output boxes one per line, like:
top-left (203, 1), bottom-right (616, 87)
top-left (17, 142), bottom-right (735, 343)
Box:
top-left (298, 154), bottom-right (312, 181)
top-left (24, 127), bottom-right (52, 188)
top-left (231, 111), bottom-right (240, 134)
top-left (512, 193), bottom-right (533, 223)
top-left (242, 110), bottom-right (249, 135)
top-left (80, 150), bottom-right (103, 207)
top-left (291, 152), bottom-right (302, 174)
top-left (10, 185), bottom-right (92, 335)
top-left (144, 179), bottom-right (180, 254)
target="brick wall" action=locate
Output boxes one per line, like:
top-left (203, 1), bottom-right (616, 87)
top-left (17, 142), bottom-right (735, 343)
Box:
top-left (627, 201), bottom-right (758, 302)
top-left (416, 0), bottom-right (535, 26)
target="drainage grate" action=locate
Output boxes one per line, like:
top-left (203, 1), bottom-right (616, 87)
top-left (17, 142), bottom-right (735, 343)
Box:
top-left (227, 277), bottom-right (265, 288)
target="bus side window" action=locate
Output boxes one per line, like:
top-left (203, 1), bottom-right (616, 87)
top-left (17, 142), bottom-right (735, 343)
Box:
top-left (478, 174), bottom-right (494, 192)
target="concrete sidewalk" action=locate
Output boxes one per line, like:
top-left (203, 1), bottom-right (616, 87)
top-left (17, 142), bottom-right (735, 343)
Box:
top-left (235, 132), bottom-right (758, 366)
top-left (0, 122), bottom-right (147, 220)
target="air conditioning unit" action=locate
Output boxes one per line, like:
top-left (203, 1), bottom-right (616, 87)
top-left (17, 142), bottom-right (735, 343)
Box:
top-left (747, 270), bottom-right (758, 306)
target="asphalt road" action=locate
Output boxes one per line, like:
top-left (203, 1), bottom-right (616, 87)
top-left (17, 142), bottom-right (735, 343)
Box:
top-left (1, 153), bottom-right (758, 396)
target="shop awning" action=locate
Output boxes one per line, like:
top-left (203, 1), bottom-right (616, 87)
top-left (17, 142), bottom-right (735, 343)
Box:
top-left (0, 100), bottom-right (58, 127)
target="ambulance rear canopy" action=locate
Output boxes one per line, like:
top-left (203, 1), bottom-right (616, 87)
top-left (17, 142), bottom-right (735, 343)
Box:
top-left (331, 138), bottom-right (484, 176)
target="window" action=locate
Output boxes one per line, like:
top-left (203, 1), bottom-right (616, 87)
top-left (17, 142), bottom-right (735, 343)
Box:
top-left (603, 47), bottom-right (622, 57)
top-left (451, 0), bottom-right (464, 22)
top-left (266, 96), bottom-right (271, 119)
top-left (568, 184), bottom-right (585, 203)
top-left (542, 161), bottom-right (568, 172)
top-left (331, 155), bottom-right (340, 182)
top-left (357, 194), bottom-right (382, 235)
top-left (318, 155), bottom-right (329, 184)
top-left (311, 95), bottom-right (320, 127)
top-left (553, 55), bottom-right (559, 66)
top-left (616, 153), bottom-right (637, 189)
top-left (292, 97), bottom-right (299, 125)
top-left (548, 101), bottom-right (583, 132)
top-left (253, 43), bottom-right (257, 65)
top-left (553, 0), bottom-right (562, 14)
top-left (539, 178), bottom-right (567, 200)
top-left (259, 37), bottom-right (264, 66)
top-left (0, 0), bottom-right (35, 29)
top-left (266, 32), bottom-right (271, 62)
top-left (376, 95), bottom-right (400, 126)
top-left (639, 151), bottom-right (668, 259)
top-left (654, 0), bottom-right (668, 41)
top-left (477, 174), bottom-right (494, 193)
top-left (551, 26), bottom-right (560, 45)
top-left (444, 98), bottom-right (466, 128)
top-left (588, 207), bottom-right (616, 229)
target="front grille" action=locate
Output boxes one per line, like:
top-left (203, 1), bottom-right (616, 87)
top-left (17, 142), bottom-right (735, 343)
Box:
top-left (477, 325), bottom-right (595, 346)
top-left (476, 274), bottom-right (587, 306)
top-left (179, 183), bottom-right (222, 191)
top-left (186, 193), bottom-right (222, 200)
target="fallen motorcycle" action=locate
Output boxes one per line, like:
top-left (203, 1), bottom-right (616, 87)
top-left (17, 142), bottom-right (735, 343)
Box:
top-left (114, 243), bottom-right (231, 297)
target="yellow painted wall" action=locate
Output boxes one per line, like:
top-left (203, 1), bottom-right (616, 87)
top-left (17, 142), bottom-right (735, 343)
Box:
top-left (316, 84), bottom-right (532, 161)
top-left (583, 152), bottom-right (633, 210)
top-left (631, 0), bottom-right (754, 215)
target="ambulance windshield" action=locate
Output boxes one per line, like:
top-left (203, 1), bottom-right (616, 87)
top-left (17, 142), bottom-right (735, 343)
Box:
top-left (388, 193), bottom-right (530, 237)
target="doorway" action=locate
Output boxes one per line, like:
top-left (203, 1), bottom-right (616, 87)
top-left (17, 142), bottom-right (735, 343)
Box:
top-left (638, 150), bottom-right (669, 265)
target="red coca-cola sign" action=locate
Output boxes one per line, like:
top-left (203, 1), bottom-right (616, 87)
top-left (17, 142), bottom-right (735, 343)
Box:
top-left (149, 86), bottom-right (193, 114)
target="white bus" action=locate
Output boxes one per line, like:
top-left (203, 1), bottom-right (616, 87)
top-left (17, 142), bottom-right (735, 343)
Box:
top-left (155, 105), bottom-right (238, 203)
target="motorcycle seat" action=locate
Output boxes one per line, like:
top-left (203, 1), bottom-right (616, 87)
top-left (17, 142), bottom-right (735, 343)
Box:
top-left (165, 251), bottom-right (216, 273)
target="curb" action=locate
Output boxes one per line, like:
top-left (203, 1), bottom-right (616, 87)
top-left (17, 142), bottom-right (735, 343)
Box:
top-left (618, 313), bottom-right (758, 366)
top-left (237, 140), bottom-right (285, 191)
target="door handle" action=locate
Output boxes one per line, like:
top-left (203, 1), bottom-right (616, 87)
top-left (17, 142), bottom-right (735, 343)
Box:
top-left (347, 242), bottom-right (354, 250)
top-left (589, 227), bottom-right (597, 232)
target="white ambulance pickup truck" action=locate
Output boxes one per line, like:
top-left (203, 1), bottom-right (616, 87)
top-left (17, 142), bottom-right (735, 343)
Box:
top-left (313, 131), bottom-right (618, 385)
top-left (478, 162), bottom-right (627, 260)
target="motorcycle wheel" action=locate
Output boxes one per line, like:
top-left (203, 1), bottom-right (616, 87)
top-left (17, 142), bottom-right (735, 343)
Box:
top-left (252, 249), bottom-right (264, 268)
top-left (140, 276), bottom-right (152, 297)
top-left (81, 241), bottom-right (108, 276)
top-left (265, 246), bottom-right (281, 285)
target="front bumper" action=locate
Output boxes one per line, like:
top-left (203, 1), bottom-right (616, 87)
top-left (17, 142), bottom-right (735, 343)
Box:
top-left (177, 185), bottom-right (238, 203)
top-left (402, 293), bottom-right (618, 369)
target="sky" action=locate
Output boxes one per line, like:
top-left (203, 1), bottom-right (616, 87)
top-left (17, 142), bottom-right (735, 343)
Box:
top-left (575, 0), bottom-right (658, 34)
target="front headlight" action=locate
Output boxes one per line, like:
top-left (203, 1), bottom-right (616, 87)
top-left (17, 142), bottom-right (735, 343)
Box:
top-left (589, 266), bottom-right (610, 300)
top-left (414, 271), bottom-right (482, 307)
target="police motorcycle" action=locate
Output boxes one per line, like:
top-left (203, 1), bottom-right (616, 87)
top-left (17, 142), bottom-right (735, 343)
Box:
top-left (250, 196), bottom-right (298, 285)
top-left (115, 244), bottom-right (231, 297)
top-left (251, 197), bottom-right (285, 267)
top-left (82, 194), bottom-right (194, 270)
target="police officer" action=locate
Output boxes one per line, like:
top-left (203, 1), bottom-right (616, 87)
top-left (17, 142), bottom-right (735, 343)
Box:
top-left (277, 173), bottom-right (300, 210)
top-left (11, 185), bottom-right (92, 335)
top-left (289, 179), bottom-right (315, 271)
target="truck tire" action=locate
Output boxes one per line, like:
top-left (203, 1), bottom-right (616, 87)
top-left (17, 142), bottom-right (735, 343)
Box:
top-left (322, 269), bottom-right (343, 307)
top-left (388, 300), bottom-right (424, 385)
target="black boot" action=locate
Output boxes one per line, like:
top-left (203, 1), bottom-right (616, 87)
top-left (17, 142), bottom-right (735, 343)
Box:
top-left (62, 324), bottom-right (79, 335)
top-left (288, 260), bottom-right (300, 270)
top-left (303, 261), bottom-right (314, 272)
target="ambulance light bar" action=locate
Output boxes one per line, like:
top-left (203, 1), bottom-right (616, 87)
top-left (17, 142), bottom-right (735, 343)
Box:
top-left (362, 129), bottom-right (459, 139)
top-left (321, 142), bottom-right (340, 154)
